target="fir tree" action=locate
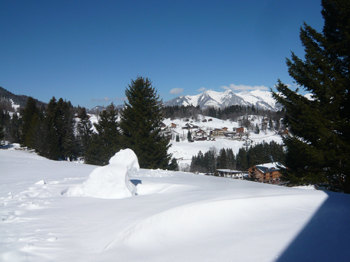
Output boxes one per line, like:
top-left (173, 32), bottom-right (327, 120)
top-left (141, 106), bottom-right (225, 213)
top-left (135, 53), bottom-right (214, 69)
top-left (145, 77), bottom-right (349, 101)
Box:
top-left (43, 97), bottom-right (61, 159)
top-left (120, 77), bottom-right (171, 169)
top-left (187, 130), bottom-right (192, 141)
top-left (169, 157), bottom-right (179, 171)
top-left (236, 148), bottom-right (248, 171)
top-left (0, 123), bottom-right (4, 143)
top-left (217, 148), bottom-right (227, 169)
top-left (41, 97), bottom-right (78, 160)
top-left (8, 113), bottom-right (22, 143)
top-left (226, 148), bottom-right (236, 169)
top-left (21, 97), bottom-right (41, 149)
top-left (77, 107), bottom-right (93, 158)
top-left (272, 0), bottom-right (350, 191)
top-left (86, 104), bottom-right (120, 165)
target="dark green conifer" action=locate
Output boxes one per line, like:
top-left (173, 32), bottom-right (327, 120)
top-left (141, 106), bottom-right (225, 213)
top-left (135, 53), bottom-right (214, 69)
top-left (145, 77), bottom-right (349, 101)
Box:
top-left (236, 148), bottom-right (248, 171)
top-left (77, 107), bottom-right (93, 158)
top-left (86, 104), bottom-right (120, 165)
top-left (272, 0), bottom-right (350, 191)
top-left (21, 97), bottom-right (40, 149)
top-left (120, 77), bottom-right (171, 169)
top-left (217, 148), bottom-right (227, 169)
top-left (0, 123), bottom-right (4, 142)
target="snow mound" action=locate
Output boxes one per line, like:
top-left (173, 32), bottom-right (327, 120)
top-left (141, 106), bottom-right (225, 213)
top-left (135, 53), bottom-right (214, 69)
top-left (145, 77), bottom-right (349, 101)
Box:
top-left (66, 149), bottom-right (139, 199)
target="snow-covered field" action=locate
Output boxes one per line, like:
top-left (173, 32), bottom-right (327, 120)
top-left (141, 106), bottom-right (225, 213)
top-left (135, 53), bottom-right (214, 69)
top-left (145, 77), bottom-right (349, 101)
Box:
top-left (163, 116), bottom-right (283, 170)
top-left (1, 148), bottom-right (350, 261)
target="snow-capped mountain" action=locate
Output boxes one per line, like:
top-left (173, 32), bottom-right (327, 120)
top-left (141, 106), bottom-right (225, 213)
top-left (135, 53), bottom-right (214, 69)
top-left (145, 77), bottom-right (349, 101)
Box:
top-left (164, 89), bottom-right (280, 111)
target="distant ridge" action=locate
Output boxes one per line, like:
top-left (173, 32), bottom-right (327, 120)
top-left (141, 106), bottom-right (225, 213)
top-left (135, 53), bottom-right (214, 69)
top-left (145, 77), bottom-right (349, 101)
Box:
top-left (0, 86), bottom-right (46, 109)
top-left (164, 89), bottom-right (280, 111)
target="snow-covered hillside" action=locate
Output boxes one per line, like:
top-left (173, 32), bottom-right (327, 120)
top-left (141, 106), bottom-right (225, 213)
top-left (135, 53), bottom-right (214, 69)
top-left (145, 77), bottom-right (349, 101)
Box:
top-left (163, 116), bottom-right (283, 170)
top-left (1, 149), bottom-right (350, 261)
top-left (164, 89), bottom-right (279, 111)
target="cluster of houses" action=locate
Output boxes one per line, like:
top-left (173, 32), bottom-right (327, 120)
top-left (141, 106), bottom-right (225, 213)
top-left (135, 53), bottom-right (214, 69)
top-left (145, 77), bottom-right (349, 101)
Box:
top-left (161, 120), bottom-right (287, 185)
top-left (161, 121), bottom-right (248, 142)
top-left (209, 162), bottom-right (284, 185)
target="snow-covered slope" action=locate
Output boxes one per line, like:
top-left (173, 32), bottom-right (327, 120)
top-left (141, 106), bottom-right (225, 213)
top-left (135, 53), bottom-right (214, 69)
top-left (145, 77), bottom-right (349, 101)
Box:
top-left (165, 89), bottom-right (279, 111)
top-left (1, 149), bottom-right (350, 261)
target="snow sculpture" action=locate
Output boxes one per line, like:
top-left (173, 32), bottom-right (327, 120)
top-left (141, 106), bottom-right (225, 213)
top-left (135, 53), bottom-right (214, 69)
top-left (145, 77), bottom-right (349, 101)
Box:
top-left (66, 149), bottom-right (139, 199)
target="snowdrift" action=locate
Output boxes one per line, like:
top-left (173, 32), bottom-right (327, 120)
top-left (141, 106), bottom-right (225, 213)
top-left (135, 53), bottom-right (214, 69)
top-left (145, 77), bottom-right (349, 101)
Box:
top-left (1, 149), bottom-right (350, 262)
top-left (66, 148), bottom-right (139, 199)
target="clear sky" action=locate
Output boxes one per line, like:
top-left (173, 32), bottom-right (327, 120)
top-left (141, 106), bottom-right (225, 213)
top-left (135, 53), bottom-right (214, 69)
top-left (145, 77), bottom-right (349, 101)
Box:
top-left (1, 0), bottom-right (324, 109)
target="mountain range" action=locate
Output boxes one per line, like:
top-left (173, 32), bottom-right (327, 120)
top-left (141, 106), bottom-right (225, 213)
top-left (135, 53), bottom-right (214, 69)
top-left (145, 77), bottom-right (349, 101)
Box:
top-left (1, 86), bottom-right (281, 112)
top-left (164, 89), bottom-right (280, 111)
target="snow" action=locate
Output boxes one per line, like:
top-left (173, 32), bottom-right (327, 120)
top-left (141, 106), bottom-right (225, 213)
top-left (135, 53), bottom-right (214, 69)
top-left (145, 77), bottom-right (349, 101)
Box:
top-left (166, 89), bottom-right (278, 110)
top-left (65, 149), bottom-right (139, 199)
top-left (294, 185), bottom-right (316, 190)
top-left (10, 99), bottom-right (20, 112)
top-left (163, 116), bottom-right (283, 170)
top-left (1, 149), bottom-right (350, 261)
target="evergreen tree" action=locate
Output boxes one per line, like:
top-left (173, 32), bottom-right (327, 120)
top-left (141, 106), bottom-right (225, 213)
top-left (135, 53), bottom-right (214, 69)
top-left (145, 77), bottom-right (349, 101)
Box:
top-left (255, 124), bottom-right (260, 134)
top-left (226, 148), bottom-right (236, 169)
top-left (0, 123), bottom-right (4, 143)
top-left (43, 97), bottom-right (61, 159)
top-left (8, 113), bottom-right (22, 143)
top-left (204, 149), bottom-right (216, 173)
top-left (169, 157), bottom-right (179, 171)
top-left (21, 97), bottom-right (41, 149)
top-left (86, 104), bottom-right (120, 165)
top-left (236, 148), bottom-right (248, 171)
top-left (272, 0), bottom-right (350, 191)
top-left (41, 97), bottom-right (78, 160)
top-left (187, 130), bottom-right (192, 141)
top-left (217, 148), bottom-right (227, 169)
top-left (0, 110), bottom-right (10, 143)
top-left (120, 77), bottom-right (171, 169)
top-left (77, 107), bottom-right (93, 158)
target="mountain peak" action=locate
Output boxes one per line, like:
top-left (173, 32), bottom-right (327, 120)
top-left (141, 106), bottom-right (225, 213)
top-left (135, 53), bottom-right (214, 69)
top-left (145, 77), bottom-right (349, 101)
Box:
top-left (164, 89), bottom-right (279, 111)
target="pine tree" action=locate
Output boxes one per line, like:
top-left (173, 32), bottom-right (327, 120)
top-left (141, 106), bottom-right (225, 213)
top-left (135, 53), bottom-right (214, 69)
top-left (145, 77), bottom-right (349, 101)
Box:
top-left (77, 107), bottom-right (93, 158)
top-left (41, 97), bottom-right (78, 160)
top-left (187, 130), bottom-right (192, 141)
top-left (217, 148), bottom-right (227, 169)
top-left (86, 104), bottom-right (120, 165)
top-left (43, 97), bottom-right (61, 159)
top-left (21, 97), bottom-right (41, 149)
top-left (0, 123), bottom-right (4, 143)
top-left (120, 77), bottom-right (171, 169)
top-left (226, 148), bottom-right (236, 169)
top-left (272, 0), bottom-right (350, 191)
top-left (8, 113), bottom-right (22, 143)
top-left (255, 124), bottom-right (260, 134)
top-left (169, 157), bottom-right (179, 171)
top-left (236, 148), bottom-right (248, 171)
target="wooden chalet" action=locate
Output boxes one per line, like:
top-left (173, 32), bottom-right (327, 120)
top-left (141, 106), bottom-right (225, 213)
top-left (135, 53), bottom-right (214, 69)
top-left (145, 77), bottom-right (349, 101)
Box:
top-left (235, 127), bottom-right (246, 134)
top-left (248, 162), bottom-right (284, 183)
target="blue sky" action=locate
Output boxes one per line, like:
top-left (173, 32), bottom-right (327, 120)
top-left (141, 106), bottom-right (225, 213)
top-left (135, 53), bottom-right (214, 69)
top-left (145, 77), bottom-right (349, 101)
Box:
top-left (1, 0), bottom-right (324, 109)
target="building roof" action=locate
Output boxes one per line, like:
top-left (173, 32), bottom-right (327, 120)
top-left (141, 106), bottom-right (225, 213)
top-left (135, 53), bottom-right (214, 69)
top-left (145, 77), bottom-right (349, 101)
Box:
top-left (254, 162), bottom-right (285, 174)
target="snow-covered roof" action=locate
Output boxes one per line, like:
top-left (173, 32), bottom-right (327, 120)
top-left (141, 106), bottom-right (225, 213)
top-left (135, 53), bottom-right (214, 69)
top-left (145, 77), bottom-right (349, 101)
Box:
top-left (255, 162), bottom-right (285, 173)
